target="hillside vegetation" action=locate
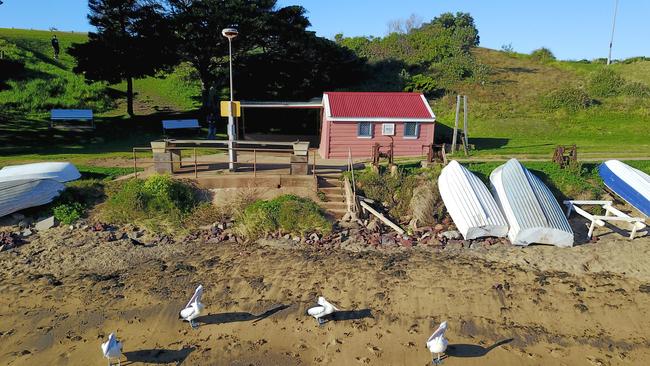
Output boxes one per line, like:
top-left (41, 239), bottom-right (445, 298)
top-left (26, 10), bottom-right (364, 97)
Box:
top-left (1, 26), bottom-right (649, 162)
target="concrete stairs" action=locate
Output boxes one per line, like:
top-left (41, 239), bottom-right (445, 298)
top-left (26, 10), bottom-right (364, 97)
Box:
top-left (317, 173), bottom-right (347, 219)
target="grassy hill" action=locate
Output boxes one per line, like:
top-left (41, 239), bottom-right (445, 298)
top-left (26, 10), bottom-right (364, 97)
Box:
top-left (0, 27), bottom-right (648, 166)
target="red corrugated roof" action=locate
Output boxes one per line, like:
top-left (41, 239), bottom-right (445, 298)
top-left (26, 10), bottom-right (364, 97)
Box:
top-left (325, 92), bottom-right (434, 119)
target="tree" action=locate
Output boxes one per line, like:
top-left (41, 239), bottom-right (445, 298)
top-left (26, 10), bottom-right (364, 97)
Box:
top-left (426, 12), bottom-right (479, 48)
top-left (166, 0), bottom-right (363, 110)
top-left (69, 0), bottom-right (176, 116)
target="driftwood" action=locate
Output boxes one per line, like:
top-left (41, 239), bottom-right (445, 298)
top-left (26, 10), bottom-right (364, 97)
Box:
top-left (359, 201), bottom-right (405, 235)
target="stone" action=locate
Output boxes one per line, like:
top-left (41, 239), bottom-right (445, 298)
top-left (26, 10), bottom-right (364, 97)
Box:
top-left (21, 229), bottom-right (33, 237)
top-left (470, 242), bottom-right (480, 250)
top-left (367, 220), bottom-right (379, 232)
top-left (292, 236), bottom-right (300, 242)
top-left (18, 218), bottom-right (33, 229)
top-left (434, 224), bottom-right (445, 232)
top-left (283, 234), bottom-right (291, 240)
top-left (399, 238), bottom-right (413, 248)
top-left (380, 234), bottom-right (396, 246)
top-left (34, 216), bottom-right (55, 231)
top-left (217, 223), bottom-right (225, 230)
top-left (309, 233), bottom-right (320, 242)
top-left (440, 230), bottom-right (461, 240)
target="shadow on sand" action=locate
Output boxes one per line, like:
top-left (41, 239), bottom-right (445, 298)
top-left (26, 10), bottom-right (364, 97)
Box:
top-left (195, 304), bottom-right (290, 325)
top-left (447, 338), bottom-right (514, 358)
top-left (123, 346), bottom-right (194, 365)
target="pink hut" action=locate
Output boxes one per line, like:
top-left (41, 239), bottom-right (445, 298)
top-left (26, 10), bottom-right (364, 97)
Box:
top-left (318, 92), bottom-right (436, 159)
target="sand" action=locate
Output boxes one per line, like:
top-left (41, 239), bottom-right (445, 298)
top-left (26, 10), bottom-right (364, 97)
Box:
top-left (1, 222), bottom-right (650, 366)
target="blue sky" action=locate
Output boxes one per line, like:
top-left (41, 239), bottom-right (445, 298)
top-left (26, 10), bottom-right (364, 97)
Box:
top-left (0, 0), bottom-right (648, 60)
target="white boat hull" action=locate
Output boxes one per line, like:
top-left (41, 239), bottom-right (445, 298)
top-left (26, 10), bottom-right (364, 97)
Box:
top-left (490, 159), bottom-right (573, 247)
top-left (0, 162), bottom-right (80, 183)
top-left (0, 179), bottom-right (66, 218)
top-left (439, 160), bottom-right (508, 239)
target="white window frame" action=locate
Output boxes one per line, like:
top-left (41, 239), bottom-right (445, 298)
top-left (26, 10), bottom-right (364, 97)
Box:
top-left (357, 122), bottom-right (373, 138)
top-left (382, 123), bottom-right (395, 136)
top-left (403, 122), bottom-right (419, 139)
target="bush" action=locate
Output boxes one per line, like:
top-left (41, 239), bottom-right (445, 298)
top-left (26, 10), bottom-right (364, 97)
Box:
top-left (530, 47), bottom-right (556, 63)
top-left (588, 68), bottom-right (625, 97)
top-left (351, 167), bottom-right (442, 222)
top-left (102, 175), bottom-right (199, 233)
top-left (620, 81), bottom-right (650, 98)
top-left (403, 74), bottom-right (440, 93)
top-left (409, 181), bottom-right (444, 227)
top-left (234, 195), bottom-right (331, 240)
top-left (53, 202), bottom-right (84, 225)
top-left (541, 86), bottom-right (592, 112)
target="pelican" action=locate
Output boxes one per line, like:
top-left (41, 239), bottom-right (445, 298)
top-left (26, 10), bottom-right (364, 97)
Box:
top-left (179, 284), bottom-right (204, 329)
top-left (426, 321), bottom-right (448, 365)
top-left (100, 332), bottom-right (122, 366)
top-left (306, 296), bottom-right (339, 325)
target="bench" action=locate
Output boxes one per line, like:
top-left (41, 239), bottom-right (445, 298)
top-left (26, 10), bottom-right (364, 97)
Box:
top-left (50, 109), bottom-right (94, 129)
top-left (162, 119), bottom-right (201, 135)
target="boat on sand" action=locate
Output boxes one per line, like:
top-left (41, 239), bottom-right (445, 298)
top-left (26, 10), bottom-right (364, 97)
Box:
top-left (438, 160), bottom-right (508, 240)
top-left (599, 160), bottom-right (650, 217)
top-left (490, 159), bottom-right (573, 247)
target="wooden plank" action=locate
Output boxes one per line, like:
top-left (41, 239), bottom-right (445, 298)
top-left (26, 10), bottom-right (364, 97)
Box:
top-left (451, 95), bottom-right (460, 152)
top-left (359, 201), bottom-right (404, 235)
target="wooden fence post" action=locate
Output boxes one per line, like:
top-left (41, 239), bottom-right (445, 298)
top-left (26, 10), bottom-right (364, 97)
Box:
top-left (452, 95), bottom-right (460, 153)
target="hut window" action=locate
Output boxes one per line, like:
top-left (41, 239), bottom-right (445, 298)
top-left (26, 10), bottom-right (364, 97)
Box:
top-left (404, 122), bottom-right (419, 138)
top-left (357, 122), bottom-right (372, 138)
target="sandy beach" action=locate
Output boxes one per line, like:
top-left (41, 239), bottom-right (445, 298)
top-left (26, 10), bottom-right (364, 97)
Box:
top-left (1, 221), bottom-right (650, 366)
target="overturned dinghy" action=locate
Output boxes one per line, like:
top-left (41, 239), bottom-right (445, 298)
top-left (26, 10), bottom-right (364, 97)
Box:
top-left (599, 160), bottom-right (650, 217)
top-left (0, 162), bottom-right (81, 183)
top-left (0, 162), bottom-right (80, 218)
top-left (438, 160), bottom-right (508, 239)
top-left (490, 159), bottom-right (573, 247)
top-left (0, 179), bottom-right (66, 218)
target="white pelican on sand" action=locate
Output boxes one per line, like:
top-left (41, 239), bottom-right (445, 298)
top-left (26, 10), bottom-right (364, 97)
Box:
top-left (179, 284), bottom-right (204, 329)
top-left (100, 332), bottom-right (122, 366)
top-left (426, 321), bottom-right (449, 365)
top-left (307, 296), bottom-right (339, 325)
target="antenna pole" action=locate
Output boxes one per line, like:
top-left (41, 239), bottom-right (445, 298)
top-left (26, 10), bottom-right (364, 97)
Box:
top-left (607, 0), bottom-right (619, 65)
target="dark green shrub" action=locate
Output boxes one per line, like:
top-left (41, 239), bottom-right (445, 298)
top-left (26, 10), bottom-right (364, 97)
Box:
top-left (541, 86), bottom-right (592, 111)
top-left (102, 175), bottom-right (199, 233)
top-left (53, 202), bottom-right (84, 225)
top-left (620, 81), bottom-right (650, 98)
top-left (235, 195), bottom-right (331, 240)
top-left (403, 74), bottom-right (440, 93)
top-left (530, 47), bottom-right (556, 63)
top-left (588, 68), bottom-right (625, 97)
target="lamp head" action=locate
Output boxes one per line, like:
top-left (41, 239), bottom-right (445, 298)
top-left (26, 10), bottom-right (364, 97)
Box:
top-left (221, 28), bottom-right (238, 40)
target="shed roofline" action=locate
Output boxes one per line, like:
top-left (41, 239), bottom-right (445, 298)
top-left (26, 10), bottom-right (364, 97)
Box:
top-left (327, 117), bottom-right (436, 123)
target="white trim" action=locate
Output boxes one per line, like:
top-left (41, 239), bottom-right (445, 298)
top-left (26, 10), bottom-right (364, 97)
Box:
top-left (323, 94), bottom-right (332, 118)
top-left (329, 117), bottom-right (435, 123)
top-left (420, 94), bottom-right (437, 120)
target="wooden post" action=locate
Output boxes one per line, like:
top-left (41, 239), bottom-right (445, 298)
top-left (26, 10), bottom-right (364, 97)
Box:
top-left (193, 148), bottom-right (197, 179)
top-left (463, 95), bottom-right (469, 156)
top-left (253, 149), bottom-right (257, 178)
top-left (312, 149), bottom-right (317, 175)
top-left (133, 149), bottom-right (137, 179)
top-left (452, 95), bottom-right (460, 153)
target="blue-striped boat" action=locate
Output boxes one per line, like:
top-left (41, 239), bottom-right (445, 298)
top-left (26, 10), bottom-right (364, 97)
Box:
top-left (599, 160), bottom-right (650, 217)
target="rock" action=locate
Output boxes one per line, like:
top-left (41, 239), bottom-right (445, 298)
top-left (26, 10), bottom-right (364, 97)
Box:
top-left (283, 234), bottom-right (291, 240)
top-left (309, 233), bottom-right (320, 242)
top-left (440, 230), bottom-right (461, 240)
top-left (469, 242), bottom-right (480, 250)
top-left (366, 220), bottom-right (379, 232)
top-left (380, 234), bottom-right (396, 246)
top-left (18, 218), bottom-right (33, 229)
top-left (292, 236), bottom-right (300, 242)
top-left (21, 229), bottom-right (33, 237)
top-left (399, 238), bottom-right (413, 248)
top-left (11, 213), bottom-right (25, 221)
top-left (34, 216), bottom-right (55, 231)
top-left (434, 224), bottom-right (445, 232)
top-left (217, 223), bottom-right (225, 230)
top-left (69, 225), bottom-right (74, 230)
top-left (420, 232), bottom-right (431, 240)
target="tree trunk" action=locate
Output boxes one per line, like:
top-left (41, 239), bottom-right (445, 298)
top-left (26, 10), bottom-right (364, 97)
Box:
top-left (126, 76), bottom-right (134, 117)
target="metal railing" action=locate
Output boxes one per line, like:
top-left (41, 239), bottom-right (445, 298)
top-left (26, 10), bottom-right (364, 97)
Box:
top-left (132, 146), bottom-right (318, 180)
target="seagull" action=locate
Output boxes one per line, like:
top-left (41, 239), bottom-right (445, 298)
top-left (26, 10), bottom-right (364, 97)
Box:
top-left (426, 321), bottom-right (449, 365)
top-left (306, 296), bottom-right (339, 325)
top-left (100, 332), bottom-right (122, 366)
top-left (179, 284), bottom-right (204, 329)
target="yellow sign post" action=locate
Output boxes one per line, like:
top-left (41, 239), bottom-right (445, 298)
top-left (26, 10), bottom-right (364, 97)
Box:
top-left (220, 101), bottom-right (241, 117)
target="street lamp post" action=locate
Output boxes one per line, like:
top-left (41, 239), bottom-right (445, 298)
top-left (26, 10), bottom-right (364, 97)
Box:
top-left (222, 27), bottom-right (238, 171)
